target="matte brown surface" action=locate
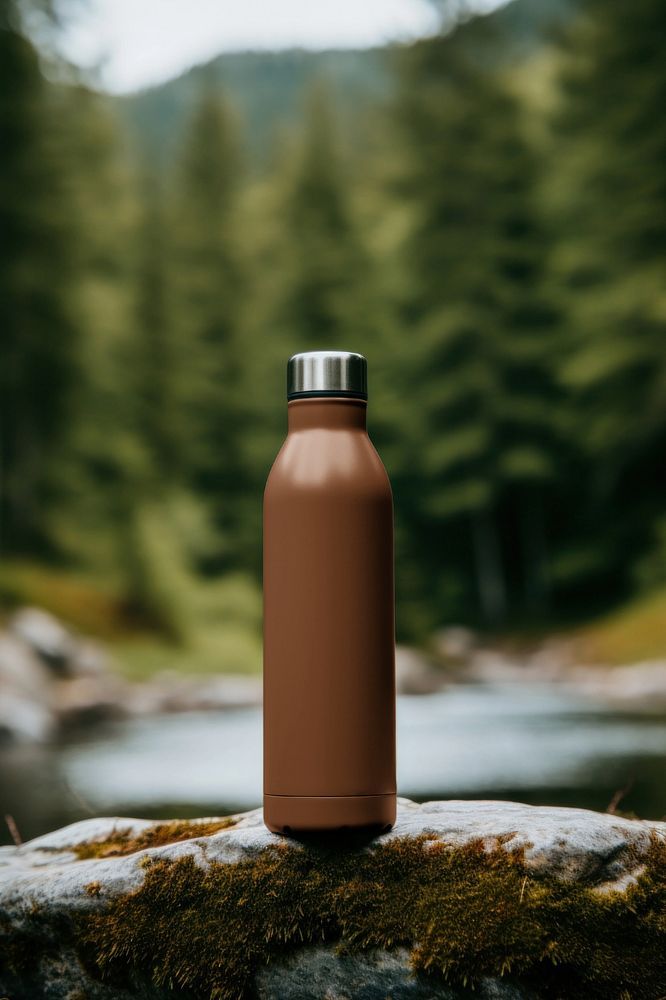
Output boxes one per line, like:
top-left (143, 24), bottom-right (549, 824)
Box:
top-left (263, 397), bottom-right (396, 833)
top-left (264, 794), bottom-right (396, 833)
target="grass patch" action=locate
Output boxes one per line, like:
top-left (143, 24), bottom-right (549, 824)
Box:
top-left (0, 561), bottom-right (263, 678)
top-left (0, 561), bottom-right (134, 639)
top-left (112, 629), bottom-right (262, 680)
top-left (112, 573), bottom-right (263, 679)
top-left (572, 587), bottom-right (666, 665)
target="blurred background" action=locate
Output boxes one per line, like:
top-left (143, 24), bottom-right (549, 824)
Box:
top-left (1, 0), bottom-right (665, 842)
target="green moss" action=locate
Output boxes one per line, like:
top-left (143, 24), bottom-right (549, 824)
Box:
top-left (73, 818), bottom-right (236, 859)
top-left (75, 833), bottom-right (666, 1000)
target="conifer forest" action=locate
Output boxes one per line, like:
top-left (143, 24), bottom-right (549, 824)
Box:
top-left (2, 0), bottom-right (665, 667)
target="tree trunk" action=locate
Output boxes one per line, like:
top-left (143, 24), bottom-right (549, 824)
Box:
top-left (471, 506), bottom-right (506, 625)
top-left (520, 491), bottom-right (549, 613)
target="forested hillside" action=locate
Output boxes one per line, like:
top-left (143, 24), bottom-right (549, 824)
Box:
top-left (118, 0), bottom-right (573, 165)
top-left (119, 48), bottom-right (390, 165)
top-left (2, 0), bottom-right (664, 665)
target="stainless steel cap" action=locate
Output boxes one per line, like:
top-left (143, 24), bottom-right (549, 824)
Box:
top-left (287, 351), bottom-right (367, 400)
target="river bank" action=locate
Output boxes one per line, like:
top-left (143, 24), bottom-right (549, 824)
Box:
top-left (2, 669), bottom-right (666, 846)
top-left (1, 604), bottom-right (665, 844)
top-left (2, 606), bottom-right (666, 748)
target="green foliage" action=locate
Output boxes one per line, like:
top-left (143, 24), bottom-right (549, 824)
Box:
top-left (114, 571), bottom-right (263, 679)
top-left (132, 172), bottom-right (183, 483)
top-left (634, 518), bottom-right (666, 594)
top-left (1, 0), bottom-right (665, 649)
top-left (0, 1), bottom-right (79, 551)
top-left (0, 559), bottom-right (264, 677)
top-left (119, 497), bottom-right (195, 643)
top-left (548, 0), bottom-right (666, 606)
top-left (169, 90), bottom-right (252, 569)
top-left (254, 81), bottom-right (378, 352)
top-left (0, 561), bottom-right (131, 638)
top-left (384, 26), bottom-right (562, 629)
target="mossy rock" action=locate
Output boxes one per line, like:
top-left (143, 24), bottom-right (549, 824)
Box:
top-left (0, 799), bottom-right (664, 999)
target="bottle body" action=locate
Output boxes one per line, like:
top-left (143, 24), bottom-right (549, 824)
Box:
top-left (263, 397), bottom-right (396, 833)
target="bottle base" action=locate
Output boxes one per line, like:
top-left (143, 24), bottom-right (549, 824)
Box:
top-left (263, 792), bottom-right (396, 835)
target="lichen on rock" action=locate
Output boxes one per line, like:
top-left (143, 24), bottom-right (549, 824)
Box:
top-left (1, 799), bottom-right (665, 1000)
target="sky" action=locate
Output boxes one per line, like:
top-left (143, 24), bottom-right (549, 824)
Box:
top-left (57, 0), bottom-right (509, 94)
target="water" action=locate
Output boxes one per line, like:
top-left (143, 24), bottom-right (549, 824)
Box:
top-left (1, 682), bottom-right (665, 844)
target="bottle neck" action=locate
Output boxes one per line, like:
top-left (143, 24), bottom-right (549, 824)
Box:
top-left (287, 397), bottom-right (368, 432)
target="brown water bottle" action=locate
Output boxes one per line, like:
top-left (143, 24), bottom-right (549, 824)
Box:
top-left (263, 351), bottom-right (396, 833)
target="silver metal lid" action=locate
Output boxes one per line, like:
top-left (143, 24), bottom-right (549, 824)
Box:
top-left (287, 351), bottom-right (367, 400)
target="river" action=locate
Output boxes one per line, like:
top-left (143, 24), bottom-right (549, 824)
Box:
top-left (1, 681), bottom-right (665, 844)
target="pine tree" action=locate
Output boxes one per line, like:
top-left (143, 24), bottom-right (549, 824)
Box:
top-left (391, 26), bottom-right (560, 625)
top-left (552, 0), bottom-right (666, 600)
top-left (43, 82), bottom-right (142, 568)
top-left (171, 88), bottom-right (248, 567)
top-left (239, 81), bottom-right (387, 575)
top-left (0, 0), bottom-right (79, 552)
top-left (133, 171), bottom-right (183, 484)
top-left (271, 81), bottom-right (372, 349)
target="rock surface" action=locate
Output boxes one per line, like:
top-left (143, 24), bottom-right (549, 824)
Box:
top-left (0, 607), bottom-right (263, 744)
top-left (395, 645), bottom-right (446, 694)
top-left (1, 798), bottom-right (664, 999)
top-left (0, 631), bottom-right (55, 743)
top-left (0, 608), bottom-right (128, 743)
top-left (466, 641), bottom-right (666, 708)
top-left (130, 670), bottom-right (262, 714)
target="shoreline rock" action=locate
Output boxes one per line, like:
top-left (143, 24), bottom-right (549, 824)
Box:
top-left (0, 608), bottom-right (264, 745)
top-left (129, 671), bottom-right (262, 715)
top-left (467, 644), bottom-right (666, 709)
top-left (395, 644), bottom-right (445, 694)
top-left (1, 799), bottom-right (664, 999)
